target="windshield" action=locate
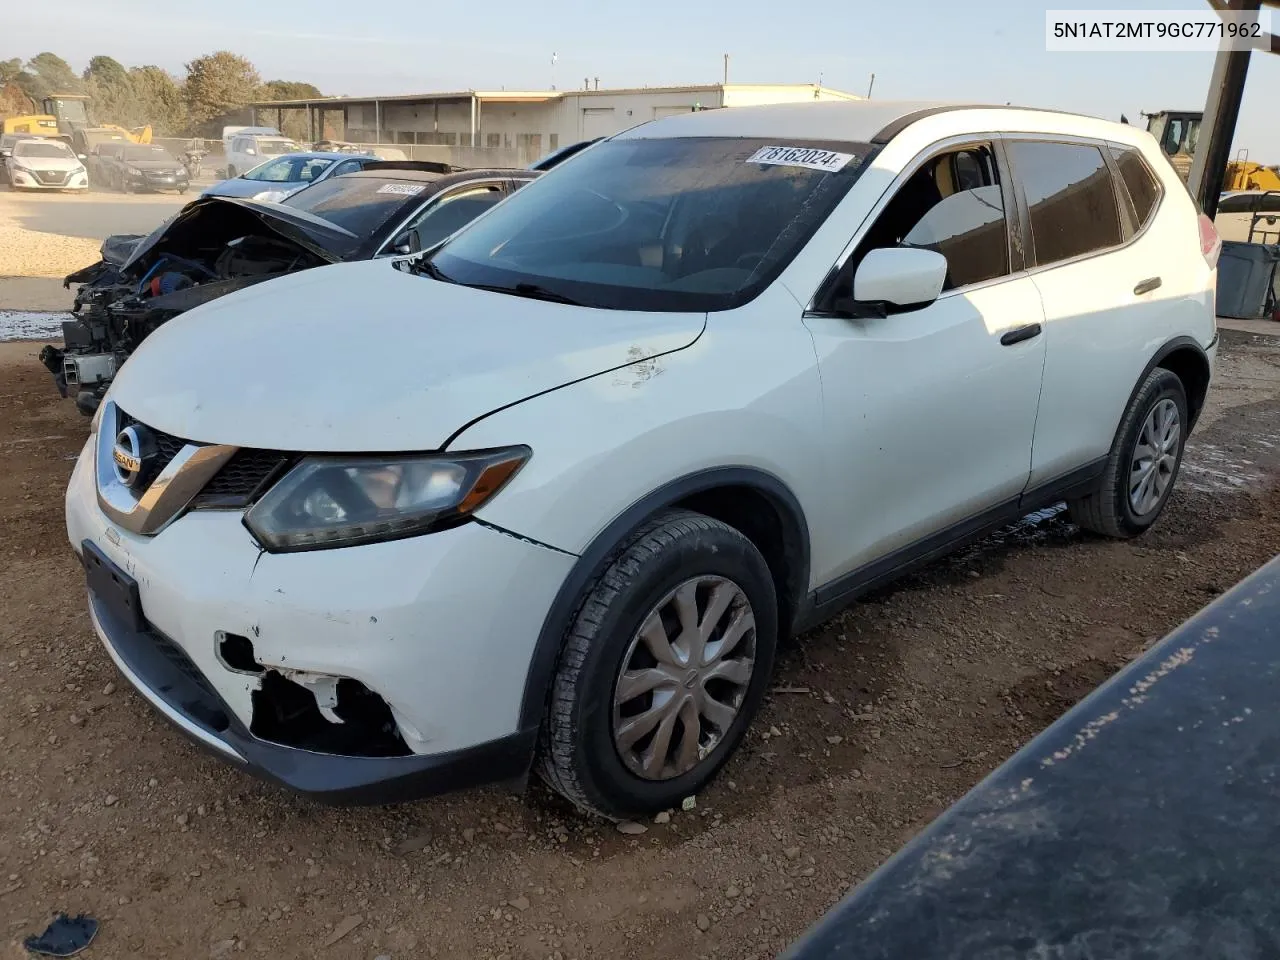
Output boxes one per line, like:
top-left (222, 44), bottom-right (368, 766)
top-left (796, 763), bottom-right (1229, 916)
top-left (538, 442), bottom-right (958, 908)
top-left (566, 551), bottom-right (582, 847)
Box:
top-left (14, 140), bottom-right (74, 159)
top-left (429, 136), bottom-right (876, 311)
top-left (124, 145), bottom-right (175, 163)
top-left (243, 156), bottom-right (334, 183)
top-left (258, 139), bottom-right (299, 156)
top-left (281, 175), bottom-right (433, 252)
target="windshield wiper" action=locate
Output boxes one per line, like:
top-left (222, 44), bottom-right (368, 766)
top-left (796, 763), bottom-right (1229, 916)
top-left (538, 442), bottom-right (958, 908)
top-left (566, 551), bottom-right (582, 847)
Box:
top-left (406, 257), bottom-right (456, 283)
top-left (478, 282), bottom-right (582, 306)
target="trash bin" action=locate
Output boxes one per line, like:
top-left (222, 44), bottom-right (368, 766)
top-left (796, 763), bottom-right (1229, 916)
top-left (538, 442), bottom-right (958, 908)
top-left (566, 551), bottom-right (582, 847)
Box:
top-left (1216, 240), bottom-right (1280, 320)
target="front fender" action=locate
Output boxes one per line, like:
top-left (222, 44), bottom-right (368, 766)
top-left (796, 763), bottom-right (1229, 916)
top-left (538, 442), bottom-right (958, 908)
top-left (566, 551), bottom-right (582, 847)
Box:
top-left (448, 305), bottom-right (834, 582)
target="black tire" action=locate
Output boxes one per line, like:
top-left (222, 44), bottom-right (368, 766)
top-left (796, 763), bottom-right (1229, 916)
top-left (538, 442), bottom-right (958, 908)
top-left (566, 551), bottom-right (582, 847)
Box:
top-left (537, 509), bottom-right (778, 819)
top-left (1069, 367), bottom-right (1189, 538)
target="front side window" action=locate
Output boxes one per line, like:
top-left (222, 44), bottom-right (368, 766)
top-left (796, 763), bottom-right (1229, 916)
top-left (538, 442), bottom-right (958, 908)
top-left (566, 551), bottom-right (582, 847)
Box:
top-left (849, 144), bottom-right (1009, 291)
top-left (1109, 145), bottom-right (1162, 230)
top-left (398, 184), bottom-right (506, 252)
top-left (1008, 140), bottom-right (1122, 267)
top-left (428, 136), bottom-right (876, 312)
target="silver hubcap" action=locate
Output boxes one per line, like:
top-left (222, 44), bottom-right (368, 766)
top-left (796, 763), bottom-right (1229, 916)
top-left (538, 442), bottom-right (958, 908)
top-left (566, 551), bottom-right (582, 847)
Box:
top-left (1129, 398), bottom-right (1180, 516)
top-left (612, 576), bottom-right (757, 781)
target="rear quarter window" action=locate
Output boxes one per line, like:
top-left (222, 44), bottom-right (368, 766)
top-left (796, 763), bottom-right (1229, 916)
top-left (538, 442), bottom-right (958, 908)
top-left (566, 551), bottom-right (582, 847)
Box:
top-left (1109, 145), bottom-right (1163, 230)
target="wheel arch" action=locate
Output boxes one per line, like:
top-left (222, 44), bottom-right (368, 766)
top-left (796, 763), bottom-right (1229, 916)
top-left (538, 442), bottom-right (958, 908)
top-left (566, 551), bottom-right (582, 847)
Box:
top-left (1150, 337), bottom-right (1212, 430)
top-left (517, 466), bottom-right (811, 731)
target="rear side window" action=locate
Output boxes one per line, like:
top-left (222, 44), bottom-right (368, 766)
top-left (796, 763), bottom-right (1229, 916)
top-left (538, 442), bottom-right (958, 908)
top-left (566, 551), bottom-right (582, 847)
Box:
top-left (1109, 145), bottom-right (1161, 229)
top-left (1009, 141), bottom-right (1122, 267)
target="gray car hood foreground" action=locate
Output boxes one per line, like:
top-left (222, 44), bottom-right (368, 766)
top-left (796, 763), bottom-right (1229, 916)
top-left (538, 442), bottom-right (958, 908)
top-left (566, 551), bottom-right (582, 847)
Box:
top-left (107, 259), bottom-right (706, 451)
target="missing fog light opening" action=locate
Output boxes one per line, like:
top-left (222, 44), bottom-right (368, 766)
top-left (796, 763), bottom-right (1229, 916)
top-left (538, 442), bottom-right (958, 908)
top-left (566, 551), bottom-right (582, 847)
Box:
top-left (250, 670), bottom-right (411, 757)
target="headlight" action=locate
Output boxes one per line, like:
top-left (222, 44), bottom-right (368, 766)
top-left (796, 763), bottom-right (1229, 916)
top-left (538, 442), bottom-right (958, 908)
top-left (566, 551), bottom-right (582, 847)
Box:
top-left (244, 447), bottom-right (529, 551)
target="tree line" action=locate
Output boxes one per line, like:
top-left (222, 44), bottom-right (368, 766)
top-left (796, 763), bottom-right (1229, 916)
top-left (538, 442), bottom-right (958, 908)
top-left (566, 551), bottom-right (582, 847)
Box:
top-left (0, 51), bottom-right (323, 139)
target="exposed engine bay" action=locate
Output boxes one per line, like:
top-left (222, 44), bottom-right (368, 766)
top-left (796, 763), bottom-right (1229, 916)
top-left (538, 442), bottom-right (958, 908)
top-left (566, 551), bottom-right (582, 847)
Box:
top-left (42, 197), bottom-right (338, 415)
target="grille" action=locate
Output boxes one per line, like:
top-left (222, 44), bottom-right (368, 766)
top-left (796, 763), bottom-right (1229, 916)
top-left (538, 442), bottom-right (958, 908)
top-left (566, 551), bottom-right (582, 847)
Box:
top-left (32, 169), bottom-right (71, 186)
top-left (194, 448), bottom-right (293, 507)
top-left (116, 407), bottom-right (290, 508)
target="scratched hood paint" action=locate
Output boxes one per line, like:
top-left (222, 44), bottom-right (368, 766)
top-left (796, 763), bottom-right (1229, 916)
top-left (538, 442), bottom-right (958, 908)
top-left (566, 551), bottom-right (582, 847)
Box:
top-left (107, 259), bottom-right (706, 451)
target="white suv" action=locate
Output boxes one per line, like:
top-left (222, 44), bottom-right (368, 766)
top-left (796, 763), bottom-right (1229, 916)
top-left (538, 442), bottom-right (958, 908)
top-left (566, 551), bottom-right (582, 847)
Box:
top-left (67, 102), bottom-right (1218, 818)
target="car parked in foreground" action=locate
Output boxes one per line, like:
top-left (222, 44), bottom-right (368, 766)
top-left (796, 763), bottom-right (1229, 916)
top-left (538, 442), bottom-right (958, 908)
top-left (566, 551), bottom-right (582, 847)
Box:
top-left (68, 101), bottom-right (1217, 818)
top-left (100, 143), bottom-right (190, 194)
top-left (4, 137), bottom-right (88, 191)
top-left (201, 150), bottom-right (381, 201)
top-left (47, 164), bottom-right (536, 412)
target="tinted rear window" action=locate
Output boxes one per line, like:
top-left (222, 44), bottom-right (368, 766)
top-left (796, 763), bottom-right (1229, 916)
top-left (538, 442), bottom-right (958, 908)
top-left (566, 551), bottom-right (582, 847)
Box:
top-left (1008, 140), bottom-right (1122, 267)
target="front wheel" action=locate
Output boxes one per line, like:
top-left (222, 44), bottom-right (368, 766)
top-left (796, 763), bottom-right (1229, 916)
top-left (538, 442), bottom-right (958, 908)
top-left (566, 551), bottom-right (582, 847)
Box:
top-left (1069, 367), bottom-right (1188, 538)
top-left (537, 510), bottom-right (778, 819)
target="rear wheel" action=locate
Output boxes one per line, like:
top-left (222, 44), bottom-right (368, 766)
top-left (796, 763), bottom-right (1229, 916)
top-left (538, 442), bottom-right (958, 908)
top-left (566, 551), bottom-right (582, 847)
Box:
top-left (537, 510), bottom-right (778, 819)
top-left (1069, 368), bottom-right (1188, 538)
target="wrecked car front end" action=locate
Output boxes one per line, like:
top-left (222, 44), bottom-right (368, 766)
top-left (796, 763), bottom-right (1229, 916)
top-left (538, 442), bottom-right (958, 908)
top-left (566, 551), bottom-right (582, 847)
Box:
top-left (67, 399), bottom-right (572, 803)
top-left (47, 197), bottom-right (343, 415)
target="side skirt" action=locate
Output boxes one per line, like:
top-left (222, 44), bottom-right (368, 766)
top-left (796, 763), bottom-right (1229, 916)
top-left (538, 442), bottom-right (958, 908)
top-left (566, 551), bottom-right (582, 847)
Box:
top-left (794, 458), bottom-right (1106, 633)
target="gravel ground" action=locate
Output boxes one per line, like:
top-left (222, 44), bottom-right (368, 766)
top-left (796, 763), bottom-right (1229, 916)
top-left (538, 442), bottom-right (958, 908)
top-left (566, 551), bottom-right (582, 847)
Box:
top-left (2, 331), bottom-right (1280, 959)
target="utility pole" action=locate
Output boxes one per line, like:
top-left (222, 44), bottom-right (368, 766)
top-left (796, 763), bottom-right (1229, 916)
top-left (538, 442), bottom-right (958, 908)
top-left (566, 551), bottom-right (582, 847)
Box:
top-left (866, 73), bottom-right (876, 99)
top-left (723, 53), bottom-right (730, 85)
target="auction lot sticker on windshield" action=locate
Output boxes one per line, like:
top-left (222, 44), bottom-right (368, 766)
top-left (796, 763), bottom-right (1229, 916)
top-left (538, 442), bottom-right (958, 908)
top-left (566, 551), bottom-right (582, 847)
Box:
top-left (745, 146), bottom-right (855, 173)
top-left (376, 183), bottom-right (426, 196)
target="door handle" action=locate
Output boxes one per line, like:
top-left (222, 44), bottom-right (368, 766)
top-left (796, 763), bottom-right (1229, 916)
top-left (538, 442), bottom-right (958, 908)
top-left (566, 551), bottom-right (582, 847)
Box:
top-left (1000, 323), bottom-right (1042, 346)
top-left (1134, 276), bottom-right (1162, 295)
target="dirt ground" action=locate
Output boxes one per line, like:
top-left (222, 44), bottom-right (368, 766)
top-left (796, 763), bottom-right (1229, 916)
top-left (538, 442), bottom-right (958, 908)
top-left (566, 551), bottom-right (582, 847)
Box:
top-left (3, 329), bottom-right (1280, 960)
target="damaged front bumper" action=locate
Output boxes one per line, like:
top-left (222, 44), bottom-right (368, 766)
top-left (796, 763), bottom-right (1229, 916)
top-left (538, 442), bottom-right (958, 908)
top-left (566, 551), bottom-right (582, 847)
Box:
top-left (66, 442), bottom-right (575, 804)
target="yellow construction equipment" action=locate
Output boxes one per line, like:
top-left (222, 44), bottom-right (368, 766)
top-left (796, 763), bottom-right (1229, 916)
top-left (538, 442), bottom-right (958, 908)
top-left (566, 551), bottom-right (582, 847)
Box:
top-left (1, 113), bottom-right (60, 136)
top-left (1144, 109), bottom-right (1280, 191)
top-left (41, 94), bottom-right (152, 151)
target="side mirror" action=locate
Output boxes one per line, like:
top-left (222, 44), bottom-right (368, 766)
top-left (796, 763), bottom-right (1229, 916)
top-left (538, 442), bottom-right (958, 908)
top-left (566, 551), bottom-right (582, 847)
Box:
top-left (0, 149), bottom-right (10, 158)
top-left (843, 247), bottom-right (948, 316)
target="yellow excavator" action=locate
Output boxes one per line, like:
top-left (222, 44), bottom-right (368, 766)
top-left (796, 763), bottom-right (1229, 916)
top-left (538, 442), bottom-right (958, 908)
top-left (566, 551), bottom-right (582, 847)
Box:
top-left (2, 94), bottom-right (151, 151)
top-left (1144, 109), bottom-right (1280, 191)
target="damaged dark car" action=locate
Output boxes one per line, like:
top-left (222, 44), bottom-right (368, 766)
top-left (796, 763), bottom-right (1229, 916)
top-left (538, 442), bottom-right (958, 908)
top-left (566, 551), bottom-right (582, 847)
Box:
top-left (45, 163), bottom-right (538, 414)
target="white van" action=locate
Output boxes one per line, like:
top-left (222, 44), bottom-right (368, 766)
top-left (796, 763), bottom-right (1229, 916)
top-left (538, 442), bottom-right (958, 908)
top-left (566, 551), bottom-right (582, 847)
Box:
top-left (223, 133), bottom-right (299, 179)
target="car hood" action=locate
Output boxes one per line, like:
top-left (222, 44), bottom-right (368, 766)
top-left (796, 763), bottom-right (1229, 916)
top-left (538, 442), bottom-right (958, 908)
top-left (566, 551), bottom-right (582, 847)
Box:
top-left (13, 155), bottom-right (80, 170)
top-left (122, 195), bottom-right (352, 271)
top-left (107, 259), bottom-right (706, 451)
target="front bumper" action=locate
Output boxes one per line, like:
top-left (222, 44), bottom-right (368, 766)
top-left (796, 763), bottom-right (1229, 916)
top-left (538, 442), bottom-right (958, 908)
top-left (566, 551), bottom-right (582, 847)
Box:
top-left (126, 171), bottom-right (189, 191)
top-left (10, 169), bottom-right (88, 190)
top-left (66, 440), bottom-right (576, 803)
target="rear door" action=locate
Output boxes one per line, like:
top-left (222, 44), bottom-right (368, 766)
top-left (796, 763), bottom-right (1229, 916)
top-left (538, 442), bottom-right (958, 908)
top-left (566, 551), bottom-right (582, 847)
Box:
top-left (1010, 138), bottom-right (1182, 487)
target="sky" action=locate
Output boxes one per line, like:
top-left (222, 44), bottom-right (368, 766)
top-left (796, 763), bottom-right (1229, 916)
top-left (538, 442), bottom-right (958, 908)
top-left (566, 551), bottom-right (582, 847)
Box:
top-left (9, 0), bottom-right (1280, 158)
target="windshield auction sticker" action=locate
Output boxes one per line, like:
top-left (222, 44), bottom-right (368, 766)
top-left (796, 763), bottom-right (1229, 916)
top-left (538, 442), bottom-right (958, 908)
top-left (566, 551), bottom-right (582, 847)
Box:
top-left (745, 146), bottom-right (855, 173)
top-left (376, 183), bottom-right (426, 196)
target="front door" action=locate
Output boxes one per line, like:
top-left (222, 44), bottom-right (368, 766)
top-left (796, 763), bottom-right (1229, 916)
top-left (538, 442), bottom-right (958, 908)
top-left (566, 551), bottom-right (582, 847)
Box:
top-left (803, 141), bottom-right (1047, 581)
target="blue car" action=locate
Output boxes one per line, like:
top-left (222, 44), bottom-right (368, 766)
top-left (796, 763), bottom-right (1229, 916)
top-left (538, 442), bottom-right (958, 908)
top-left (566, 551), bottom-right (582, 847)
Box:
top-left (201, 151), bottom-right (380, 202)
